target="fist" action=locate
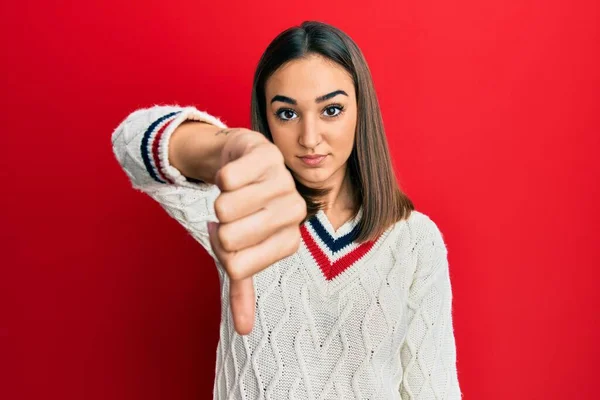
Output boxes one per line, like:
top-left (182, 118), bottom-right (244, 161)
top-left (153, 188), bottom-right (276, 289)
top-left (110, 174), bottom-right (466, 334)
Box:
top-left (207, 128), bottom-right (307, 335)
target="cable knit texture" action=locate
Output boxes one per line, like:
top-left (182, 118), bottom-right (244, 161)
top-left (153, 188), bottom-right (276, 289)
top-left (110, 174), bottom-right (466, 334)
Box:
top-left (111, 105), bottom-right (462, 399)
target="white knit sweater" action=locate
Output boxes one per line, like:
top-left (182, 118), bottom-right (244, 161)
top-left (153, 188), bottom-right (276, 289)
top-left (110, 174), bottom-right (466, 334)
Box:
top-left (111, 105), bottom-right (462, 399)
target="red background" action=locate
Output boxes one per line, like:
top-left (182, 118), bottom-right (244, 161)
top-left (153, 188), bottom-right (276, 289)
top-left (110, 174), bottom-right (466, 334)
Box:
top-left (1, 0), bottom-right (598, 399)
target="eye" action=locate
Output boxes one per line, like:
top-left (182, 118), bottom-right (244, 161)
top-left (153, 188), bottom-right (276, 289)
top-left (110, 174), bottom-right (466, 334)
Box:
top-left (322, 105), bottom-right (344, 118)
top-left (275, 109), bottom-right (298, 121)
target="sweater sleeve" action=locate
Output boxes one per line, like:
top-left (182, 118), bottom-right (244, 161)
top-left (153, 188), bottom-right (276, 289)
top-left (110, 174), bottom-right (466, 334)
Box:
top-left (399, 216), bottom-right (462, 399)
top-left (111, 104), bottom-right (227, 259)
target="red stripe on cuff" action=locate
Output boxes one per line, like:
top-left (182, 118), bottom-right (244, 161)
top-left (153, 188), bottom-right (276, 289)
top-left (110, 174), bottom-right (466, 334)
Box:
top-left (151, 117), bottom-right (177, 184)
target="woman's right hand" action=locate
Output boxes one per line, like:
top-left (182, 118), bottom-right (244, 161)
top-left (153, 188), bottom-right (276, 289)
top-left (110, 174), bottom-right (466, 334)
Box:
top-left (207, 128), bottom-right (307, 335)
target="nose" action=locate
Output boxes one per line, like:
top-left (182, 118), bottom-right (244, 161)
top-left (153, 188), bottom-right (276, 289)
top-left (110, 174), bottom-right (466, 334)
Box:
top-left (298, 114), bottom-right (322, 149)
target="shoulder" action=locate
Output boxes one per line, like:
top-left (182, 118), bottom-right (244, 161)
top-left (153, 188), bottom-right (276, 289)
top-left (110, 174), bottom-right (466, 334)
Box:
top-left (389, 210), bottom-right (447, 255)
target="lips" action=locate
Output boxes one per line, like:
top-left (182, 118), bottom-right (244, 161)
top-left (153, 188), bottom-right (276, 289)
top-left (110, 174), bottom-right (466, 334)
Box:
top-left (300, 154), bottom-right (327, 159)
top-left (299, 154), bottom-right (327, 166)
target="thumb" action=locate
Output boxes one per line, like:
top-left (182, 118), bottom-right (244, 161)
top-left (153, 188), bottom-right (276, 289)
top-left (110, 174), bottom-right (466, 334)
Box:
top-left (229, 278), bottom-right (256, 335)
top-left (207, 221), bottom-right (256, 335)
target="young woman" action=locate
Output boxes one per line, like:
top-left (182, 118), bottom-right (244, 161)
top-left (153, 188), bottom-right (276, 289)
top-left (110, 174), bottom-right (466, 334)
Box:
top-left (112, 21), bottom-right (461, 400)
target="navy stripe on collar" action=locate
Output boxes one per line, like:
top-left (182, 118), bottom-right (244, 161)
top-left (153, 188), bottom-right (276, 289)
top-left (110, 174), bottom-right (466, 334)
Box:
top-left (308, 215), bottom-right (360, 253)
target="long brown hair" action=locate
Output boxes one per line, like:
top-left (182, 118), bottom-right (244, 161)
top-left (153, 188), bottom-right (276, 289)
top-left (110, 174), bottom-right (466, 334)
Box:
top-left (251, 21), bottom-right (414, 243)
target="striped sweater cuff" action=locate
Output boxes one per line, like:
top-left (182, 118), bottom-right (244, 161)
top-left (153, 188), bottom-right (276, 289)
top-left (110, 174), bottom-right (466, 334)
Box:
top-left (140, 107), bottom-right (227, 186)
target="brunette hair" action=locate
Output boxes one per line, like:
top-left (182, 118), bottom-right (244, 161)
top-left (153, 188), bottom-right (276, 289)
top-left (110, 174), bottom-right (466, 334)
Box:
top-left (251, 21), bottom-right (414, 242)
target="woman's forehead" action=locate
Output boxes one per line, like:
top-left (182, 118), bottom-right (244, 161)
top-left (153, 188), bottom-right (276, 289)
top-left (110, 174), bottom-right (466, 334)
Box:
top-left (265, 56), bottom-right (354, 102)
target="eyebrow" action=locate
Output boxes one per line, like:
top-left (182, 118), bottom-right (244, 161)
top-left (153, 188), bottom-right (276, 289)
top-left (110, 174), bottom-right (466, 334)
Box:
top-left (270, 90), bottom-right (348, 105)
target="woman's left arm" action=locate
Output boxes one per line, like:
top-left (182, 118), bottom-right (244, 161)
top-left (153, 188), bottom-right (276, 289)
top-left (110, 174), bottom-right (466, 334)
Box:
top-left (399, 216), bottom-right (462, 399)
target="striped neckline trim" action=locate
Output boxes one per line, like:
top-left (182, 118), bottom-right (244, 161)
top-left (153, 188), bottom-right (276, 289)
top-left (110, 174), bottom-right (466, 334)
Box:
top-left (301, 209), bottom-right (378, 281)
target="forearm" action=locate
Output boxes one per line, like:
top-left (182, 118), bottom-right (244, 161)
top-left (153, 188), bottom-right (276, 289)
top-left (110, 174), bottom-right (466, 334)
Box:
top-left (169, 122), bottom-right (238, 184)
top-left (111, 105), bottom-right (231, 259)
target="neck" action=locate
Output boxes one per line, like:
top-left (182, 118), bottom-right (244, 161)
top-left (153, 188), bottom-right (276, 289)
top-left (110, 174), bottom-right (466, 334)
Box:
top-left (294, 163), bottom-right (358, 219)
top-left (321, 168), bottom-right (355, 213)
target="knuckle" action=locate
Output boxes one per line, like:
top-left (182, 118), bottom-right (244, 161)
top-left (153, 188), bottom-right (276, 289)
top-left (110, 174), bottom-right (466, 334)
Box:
top-left (218, 228), bottom-right (237, 253)
top-left (246, 128), bottom-right (263, 140)
top-left (285, 230), bottom-right (301, 255)
top-left (241, 137), bottom-right (257, 155)
top-left (283, 170), bottom-right (295, 189)
top-left (274, 169), bottom-right (294, 192)
top-left (217, 167), bottom-right (234, 190)
top-left (226, 258), bottom-right (246, 281)
top-left (294, 195), bottom-right (307, 220)
top-left (213, 197), bottom-right (229, 221)
top-left (217, 252), bottom-right (231, 270)
top-left (292, 230), bottom-right (302, 249)
top-left (267, 144), bottom-right (284, 163)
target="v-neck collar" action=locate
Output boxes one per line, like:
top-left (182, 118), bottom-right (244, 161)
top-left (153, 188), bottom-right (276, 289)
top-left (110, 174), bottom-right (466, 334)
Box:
top-left (298, 207), bottom-right (390, 295)
top-left (309, 208), bottom-right (363, 252)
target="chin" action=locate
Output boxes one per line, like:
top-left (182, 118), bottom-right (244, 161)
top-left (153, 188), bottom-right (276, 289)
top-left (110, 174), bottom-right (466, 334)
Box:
top-left (291, 168), bottom-right (332, 187)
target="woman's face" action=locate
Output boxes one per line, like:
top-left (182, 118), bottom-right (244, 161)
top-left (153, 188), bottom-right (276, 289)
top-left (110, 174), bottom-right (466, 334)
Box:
top-left (265, 54), bottom-right (357, 189)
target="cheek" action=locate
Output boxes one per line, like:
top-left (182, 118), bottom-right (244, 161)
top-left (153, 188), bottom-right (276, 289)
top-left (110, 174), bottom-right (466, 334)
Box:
top-left (331, 119), bottom-right (356, 155)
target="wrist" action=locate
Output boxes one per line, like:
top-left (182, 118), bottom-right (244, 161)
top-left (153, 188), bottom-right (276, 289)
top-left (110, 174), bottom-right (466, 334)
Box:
top-left (169, 121), bottom-right (225, 183)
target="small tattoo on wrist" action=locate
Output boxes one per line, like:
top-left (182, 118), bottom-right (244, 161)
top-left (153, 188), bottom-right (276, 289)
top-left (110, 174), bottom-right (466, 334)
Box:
top-left (215, 128), bottom-right (240, 136)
